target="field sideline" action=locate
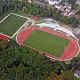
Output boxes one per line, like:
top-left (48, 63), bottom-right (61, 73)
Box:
top-left (24, 29), bottom-right (69, 57)
top-left (0, 13), bottom-right (27, 36)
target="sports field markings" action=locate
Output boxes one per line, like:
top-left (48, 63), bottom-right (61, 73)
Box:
top-left (11, 19), bottom-right (30, 38)
top-left (0, 33), bottom-right (10, 38)
top-left (0, 13), bottom-right (30, 38)
top-left (0, 13), bottom-right (11, 24)
top-left (11, 13), bottom-right (29, 20)
top-left (16, 26), bottom-right (80, 61)
top-left (24, 29), bottom-right (69, 57)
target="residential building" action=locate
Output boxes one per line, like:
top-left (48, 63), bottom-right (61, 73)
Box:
top-left (76, 0), bottom-right (80, 5)
top-left (55, 4), bottom-right (61, 9)
top-left (65, 7), bottom-right (71, 12)
top-left (74, 70), bottom-right (80, 78)
top-left (69, 10), bottom-right (76, 16)
top-left (49, 0), bottom-right (62, 5)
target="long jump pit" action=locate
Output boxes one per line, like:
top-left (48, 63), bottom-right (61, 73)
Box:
top-left (16, 25), bottom-right (80, 61)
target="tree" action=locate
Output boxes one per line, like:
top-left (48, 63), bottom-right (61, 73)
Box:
top-left (68, 0), bottom-right (76, 6)
top-left (15, 4), bottom-right (18, 11)
top-left (72, 21), bottom-right (78, 28)
top-left (77, 9), bottom-right (80, 14)
top-left (0, 5), bottom-right (3, 16)
top-left (7, 69), bottom-right (16, 80)
top-left (69, 57), bottom-right (80, 72)
top-left (45, 70), bottom-right (70, 80)
top-left (17, 2), bottom-right (24, 10)
top-left (22, 6), bottom-right (28, 13)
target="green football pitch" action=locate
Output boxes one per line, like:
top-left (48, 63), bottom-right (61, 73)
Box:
top-left (24, 29), bottom-right (70, 57)
top-left (0, 14), bottom-right (27, 36)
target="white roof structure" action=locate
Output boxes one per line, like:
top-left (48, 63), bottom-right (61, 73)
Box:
top-left (77, 0), bottom-right (80, 5)
top-left (36, 19), bottom-right (76, 38)
top-left (74, 70), bottom-right (80, 78)
top-left (78, 29), bottom-right (80, 34)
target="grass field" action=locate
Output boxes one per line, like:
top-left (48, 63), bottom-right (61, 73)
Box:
top-left (24, 29), bottom-right (69, 57)
top-left (0, 14), bottom-right (27, 36)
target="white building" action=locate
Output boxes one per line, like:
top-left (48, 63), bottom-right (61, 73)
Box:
top-left (49, 0), bottom-right (62, 5)
top-left (76, 0), bottom-right (80, 5)
top-left (74, 70), bottom-right (80, 78)
top-left (55, 4), bottom-right (61, 9)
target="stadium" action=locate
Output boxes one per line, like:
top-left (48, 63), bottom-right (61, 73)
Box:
top-left (16, 25), bottom-right (79, 61)
top-left (0, 13), bottom-right (79, 61)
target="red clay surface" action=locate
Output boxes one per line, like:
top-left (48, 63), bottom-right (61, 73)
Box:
top-left (16, 25), bottom-right (79, 60)
top-left (0, 33), bottom-right (10, 41)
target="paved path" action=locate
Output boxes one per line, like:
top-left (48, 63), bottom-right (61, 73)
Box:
top-left (36, 22), bottom-right (76, 38)
top-left (58, 21), bottom-right (80, 40)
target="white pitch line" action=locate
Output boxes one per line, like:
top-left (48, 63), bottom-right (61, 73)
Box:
top-left (0, 13), bottom-right (11, 24)
top-left (11, 13), bottom-right (30, 19)
top-left (11, 19), bottom-right (30, 38)
top-left (0, 33), bottom-right (10, 38)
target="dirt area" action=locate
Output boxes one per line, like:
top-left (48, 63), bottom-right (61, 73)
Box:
top-left (57, 21), bottom-right (80, 40)
top-left (57, 21), bottom-right (73, 31)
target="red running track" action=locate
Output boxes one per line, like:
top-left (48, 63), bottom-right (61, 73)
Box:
top-left (16, 25), bottom-right (79, 61)
top-left (0, 33), bottom-right (10, 41)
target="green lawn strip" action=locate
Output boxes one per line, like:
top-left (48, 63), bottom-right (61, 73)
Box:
top-left (76, 52), bottom-right (80, 57)
top-left (12, 34), bottom-right (17, 40)
top-left (35, 20), bottom-right (46, 24)
top-left (0, 14), bottom-right (27, 36)
top-left (27, 22), bottom-right (32, 27)
top-left (71, 76), bottom-right (80, 80)
top-left (77, 40), bottom-right (80, 57)
top-left (78, 40), bottom-right (80, 46)
top-left (0, 10), bottom-right (29, 21)
top-left (24, 29), bottom-right (69, 57)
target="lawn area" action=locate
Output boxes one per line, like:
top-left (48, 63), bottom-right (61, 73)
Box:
top-left (71, 76), bottom-right (80, 80)
top-left (70, 72), bottom-right (80, 80)
top-left (24, 29), bottom-right (69, 57)
top-left (0, 14), bottom-right (27, 36)
top-left (78, 40), bottom-right (80, 46)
